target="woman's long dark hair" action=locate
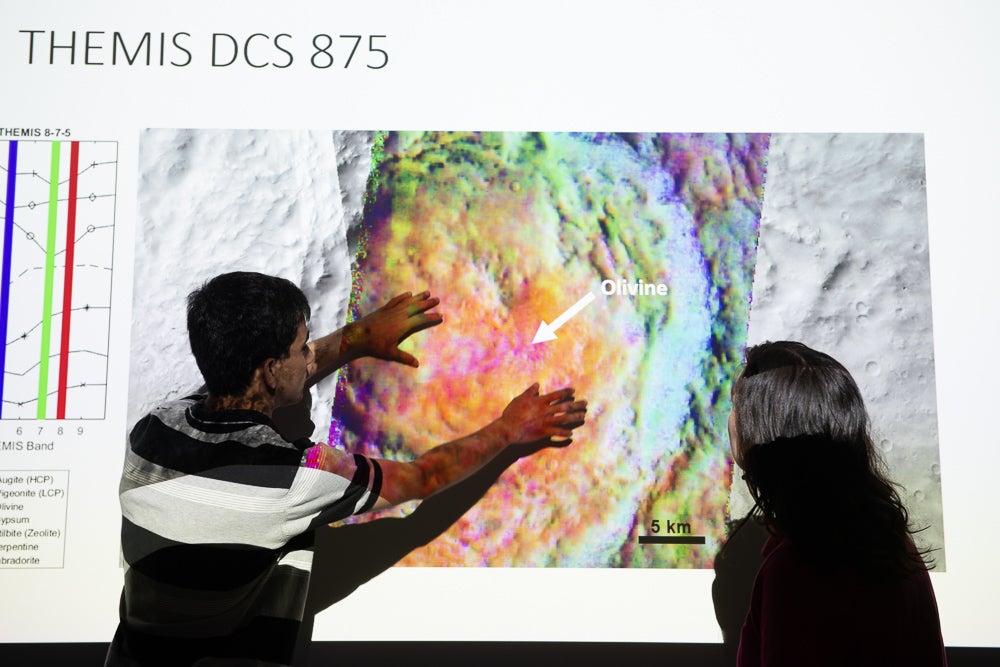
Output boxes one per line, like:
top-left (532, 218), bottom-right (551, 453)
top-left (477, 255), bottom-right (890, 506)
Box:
top-left (732, 341), bottom-right (929, 578)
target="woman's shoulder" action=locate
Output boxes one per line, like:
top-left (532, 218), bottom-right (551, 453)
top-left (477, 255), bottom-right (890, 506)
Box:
top-left (758, 535), bottom-right (806, 574)
top-left (755, 534), bottom-right (867, 597)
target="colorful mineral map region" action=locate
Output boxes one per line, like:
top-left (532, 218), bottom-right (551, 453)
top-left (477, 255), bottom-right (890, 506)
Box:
top-left (330, 132), bottom-right (769, 567)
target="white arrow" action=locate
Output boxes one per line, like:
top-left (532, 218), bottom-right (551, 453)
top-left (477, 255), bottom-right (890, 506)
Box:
top-left (532, 291), bottom-right (596, 344)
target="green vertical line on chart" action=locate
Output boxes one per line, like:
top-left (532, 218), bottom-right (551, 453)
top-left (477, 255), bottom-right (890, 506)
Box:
top-left (38, 141), bottom-right (60, 418)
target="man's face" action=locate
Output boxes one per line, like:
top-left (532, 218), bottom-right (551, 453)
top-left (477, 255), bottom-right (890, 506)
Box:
top-left (272, 321), bottom-right (313, 407)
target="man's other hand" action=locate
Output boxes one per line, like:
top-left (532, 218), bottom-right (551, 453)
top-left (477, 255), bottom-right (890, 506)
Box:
top-left (351, 290), bottom-right (443, 367)
top-left (500, 384), bottom-right (587, 446)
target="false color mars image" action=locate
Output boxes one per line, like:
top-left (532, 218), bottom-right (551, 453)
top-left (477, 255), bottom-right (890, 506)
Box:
top-left (330, 132), bottom-right (769, 567)
top-left (131, 130), bottom-right (943, 569)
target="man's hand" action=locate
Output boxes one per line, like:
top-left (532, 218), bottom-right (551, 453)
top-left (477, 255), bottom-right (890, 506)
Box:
top-left (499, 384), bottom-right (587, 446)
top-left (344, 291), bottom-right (443, 368)
top-left (304, 291), bottom-right (442, 387)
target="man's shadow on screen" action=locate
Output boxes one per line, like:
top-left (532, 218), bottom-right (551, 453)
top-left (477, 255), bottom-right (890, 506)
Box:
top-left (272, 392), bottom-right (540, 662)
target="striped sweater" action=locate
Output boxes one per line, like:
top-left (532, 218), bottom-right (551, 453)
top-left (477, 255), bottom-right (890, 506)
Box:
top-left (106, 395), bottom-right (382, 666)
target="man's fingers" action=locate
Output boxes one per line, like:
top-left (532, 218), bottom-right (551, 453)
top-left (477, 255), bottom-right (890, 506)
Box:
top-left (391, 350), bottom-right (419, 368)
top-left (553, 407), bottom-right (587, 421)
top-left (519, 384), bottom-right (574, 403)
top-left (539, 387), bottom-right (576, 404)
top-left (397, 314), bottom-right (444, 345)
top-left (555, 399), bottom-right (587, 414)
top-left (385, 292), bottom-right (412, 308)
top-left (549, 411), bottom-right (586, 429)
top-left (555, 417), bottom-right (586, 431)
top-left (400, 292), bottom-right (438, 317)
top-left (410, 294), bottom-right (439, 313)
top-left (413, 312), bottom-right (445, 330)
top-left (386, 290), bottom-right (438, 315)
top-left (546, 401), bottom-right (586, 425)
top-left (520, 383), bottom-right (541, 397)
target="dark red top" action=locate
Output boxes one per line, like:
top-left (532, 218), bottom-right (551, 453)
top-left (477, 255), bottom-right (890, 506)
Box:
top-left (738, 536), bottom-right (947, 667)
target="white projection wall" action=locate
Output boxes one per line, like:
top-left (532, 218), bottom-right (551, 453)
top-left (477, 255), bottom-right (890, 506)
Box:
top-left (1, 0), bottom-right (998, 650)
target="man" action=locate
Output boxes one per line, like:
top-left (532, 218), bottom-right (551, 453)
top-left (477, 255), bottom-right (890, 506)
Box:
top-left (106, 272), bottom-right (587, 666)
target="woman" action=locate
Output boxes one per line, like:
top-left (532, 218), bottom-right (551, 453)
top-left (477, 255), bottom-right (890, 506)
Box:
top-left (730, 341), bottom-right (946, 666)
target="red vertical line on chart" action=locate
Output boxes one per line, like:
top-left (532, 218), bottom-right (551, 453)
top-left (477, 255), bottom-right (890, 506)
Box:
top-left (0, 141), bottom-right (17, 419)
top-left (56, 141), bottom-right (80, 419)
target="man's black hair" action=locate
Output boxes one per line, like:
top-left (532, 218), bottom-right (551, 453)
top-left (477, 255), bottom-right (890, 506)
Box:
top-left (187, 272), bottom-right (311, 397)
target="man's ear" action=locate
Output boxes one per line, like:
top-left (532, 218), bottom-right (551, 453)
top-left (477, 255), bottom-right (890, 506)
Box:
top-left (260, 358), bottom-right (280, 391)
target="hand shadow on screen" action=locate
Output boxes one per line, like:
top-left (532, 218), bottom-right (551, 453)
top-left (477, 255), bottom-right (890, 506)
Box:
top-left (711, 513), bottom-right (768, 666)
top-left (271, 391), bottom-right (545, 663)
top-left (305, 441), bottom-right (534, 612)
top-left (292, 441), bottom-right (542, 663)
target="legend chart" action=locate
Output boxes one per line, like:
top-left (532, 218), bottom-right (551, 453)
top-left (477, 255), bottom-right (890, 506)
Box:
top-left (0, 140), bottom-right (117, 420)
top-left (0, 470), bottom-right (69, 569)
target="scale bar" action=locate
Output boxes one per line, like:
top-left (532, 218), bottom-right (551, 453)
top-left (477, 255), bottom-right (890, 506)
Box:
top-left (638, 535), bottom-right (706, 545)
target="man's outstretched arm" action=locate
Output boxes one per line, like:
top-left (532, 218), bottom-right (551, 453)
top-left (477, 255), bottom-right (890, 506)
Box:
top-left (373, 384), bottom-right (587, 507)
top-left (306, 290), bottom-right (442, 386)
